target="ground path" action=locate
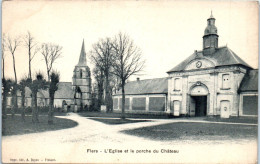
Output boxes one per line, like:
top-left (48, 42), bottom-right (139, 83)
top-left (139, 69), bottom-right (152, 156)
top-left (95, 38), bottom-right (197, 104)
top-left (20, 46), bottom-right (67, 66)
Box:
top-left (2, 113), bottom-right (257, 163)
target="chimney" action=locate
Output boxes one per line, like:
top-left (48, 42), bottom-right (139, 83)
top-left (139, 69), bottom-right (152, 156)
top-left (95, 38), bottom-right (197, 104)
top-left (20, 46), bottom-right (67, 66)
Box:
top-left (137, 77), bottom-right (140, 81)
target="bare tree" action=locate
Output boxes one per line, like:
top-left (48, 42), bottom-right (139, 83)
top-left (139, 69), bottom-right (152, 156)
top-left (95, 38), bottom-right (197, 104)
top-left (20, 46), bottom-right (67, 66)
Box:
top-left (6, 35), bottom-right (21, 110)
top-left (7, 35), bottom-right (21, 83)
top-left (18, 76), bottom-right (31, 122)
top-left (111, 33), bottom-right (145, 119)
top-left (24, 31), bottom-right (39, 79)
top-left (2, 33), bottom-right (6, 79)
top-left (48, 71), bottom-right (60, 124)
top-left (2, 78), bottom-right (14, 119)
top-left (90, 38), bottom-right (114, 111)
top-left (92, 67), bottom-right (104, 110)
top-left (28, 72), bottom-right (47, 123)
top-left (40, 43), bottom-right (62, 81)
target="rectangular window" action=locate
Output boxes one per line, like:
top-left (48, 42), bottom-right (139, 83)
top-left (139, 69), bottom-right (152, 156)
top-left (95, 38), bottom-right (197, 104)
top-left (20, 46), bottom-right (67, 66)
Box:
top-left (243, 96), bottom-right (258, 115)
top-left (113, 98), bottom-right (118, 109)
top-left (222, 74), bottom-right (230, 89)
top-left (119, 98), bottom-right (130, 110)
top-left (132, 97), bottom-right (146, 110)
top-left (174, 78), bottom-right (181, 91)
top-left (149, 97), bottom-right (165, 111)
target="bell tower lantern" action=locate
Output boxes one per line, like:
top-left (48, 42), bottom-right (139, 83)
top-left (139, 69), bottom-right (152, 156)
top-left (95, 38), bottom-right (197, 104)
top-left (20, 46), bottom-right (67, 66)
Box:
top-left (203, 11), bottom-right (219, 55)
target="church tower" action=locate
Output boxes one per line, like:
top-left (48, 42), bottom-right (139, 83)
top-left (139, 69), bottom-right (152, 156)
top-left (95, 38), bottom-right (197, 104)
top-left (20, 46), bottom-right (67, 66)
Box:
top-left (203, 12), bottom-right (219, 55)
top-left (72, 40), bottom-right (92, 110)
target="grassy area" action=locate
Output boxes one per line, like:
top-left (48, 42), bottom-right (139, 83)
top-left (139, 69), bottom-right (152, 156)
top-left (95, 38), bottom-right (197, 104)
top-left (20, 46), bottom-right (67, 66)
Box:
top-left (121, 122), bottom-right (257, 141)
top-left (5, 107), bottom-right (69, 117)
top-left (79, 111), bottom-right (170, 119)
top-left (204, 116), bottom-right (258, 124)
top-left (89, 118), bottom-right (150, 125)
top-left (2, 115), bottom-right (78, 136)
top-left (79, 111), bottom-right (258, 123)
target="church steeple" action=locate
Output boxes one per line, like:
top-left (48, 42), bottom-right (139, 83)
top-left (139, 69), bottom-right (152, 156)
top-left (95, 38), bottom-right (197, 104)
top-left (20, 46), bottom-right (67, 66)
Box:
top-left (203, 11), bottom-right (219, 54)
top-left (72, 39), bottom-right (92, 110)
top-left (77, 39), bottom-right (87, 66)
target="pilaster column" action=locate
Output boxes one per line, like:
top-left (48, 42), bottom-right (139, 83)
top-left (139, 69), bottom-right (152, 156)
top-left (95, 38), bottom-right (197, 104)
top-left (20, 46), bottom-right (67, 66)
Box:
top-left (146, 96), bottom-right (149, 111)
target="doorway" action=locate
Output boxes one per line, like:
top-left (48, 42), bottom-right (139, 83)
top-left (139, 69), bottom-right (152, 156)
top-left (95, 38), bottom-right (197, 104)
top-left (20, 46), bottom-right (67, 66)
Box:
top-left (190, 96), bottom-right (207, 116)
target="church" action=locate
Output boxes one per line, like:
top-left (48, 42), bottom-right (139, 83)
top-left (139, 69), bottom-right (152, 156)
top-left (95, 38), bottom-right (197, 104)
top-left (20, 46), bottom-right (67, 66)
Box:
top-left (53, 40), bottom-right (92, 111)
top-left (113, 13), bottom-right (258, 118)
top-left (7, 40), bottom-right (92, 112)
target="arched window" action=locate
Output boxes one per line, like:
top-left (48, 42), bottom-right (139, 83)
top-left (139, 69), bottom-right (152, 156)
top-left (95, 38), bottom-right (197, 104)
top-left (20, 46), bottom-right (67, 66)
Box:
top-left (222, 74), bottom-right (230, 89)
top-left (75, 87), bottom-right (82, 99)
top-left (174, 78), bottom-right (181, 91)
top-left (79, 69), bottom-right (83, 78)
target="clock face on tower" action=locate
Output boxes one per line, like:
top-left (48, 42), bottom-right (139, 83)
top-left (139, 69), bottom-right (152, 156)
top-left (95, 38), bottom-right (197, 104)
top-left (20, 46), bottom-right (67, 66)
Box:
top-left (196, 61), bottom-right (202, 68)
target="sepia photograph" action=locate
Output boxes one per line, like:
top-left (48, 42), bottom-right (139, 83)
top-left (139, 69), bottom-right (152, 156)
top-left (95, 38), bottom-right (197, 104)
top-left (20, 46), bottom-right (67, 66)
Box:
top-left (1, 0), bottom-right (259, 163)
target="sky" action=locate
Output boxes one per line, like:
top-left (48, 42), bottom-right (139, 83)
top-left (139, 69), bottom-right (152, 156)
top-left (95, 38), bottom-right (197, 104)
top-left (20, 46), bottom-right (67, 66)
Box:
top-left (2, 0), bottom-right (259, 83)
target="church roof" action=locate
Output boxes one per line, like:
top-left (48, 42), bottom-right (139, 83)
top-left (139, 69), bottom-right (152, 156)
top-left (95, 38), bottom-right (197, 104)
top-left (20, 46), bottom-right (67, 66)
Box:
top-left (25, 87), bottom-right (32, 98)
top-left (54, 82), bottom-right (74, 99)
top-left (167, 46), bottom-right (252, 73)
top-left (239, 69), bottom-right (258, 92)
top-left (38, 89), bottom-right (49, 98)
top-left (76, 40), bottom-right (87, 67)
top-left (114, 77), bottom-right (168, 95)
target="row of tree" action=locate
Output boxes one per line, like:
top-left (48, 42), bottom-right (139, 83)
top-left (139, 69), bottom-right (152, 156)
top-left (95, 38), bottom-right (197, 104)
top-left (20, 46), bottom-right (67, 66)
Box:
top-left (89, 32), bottom-right (145, 119)
top-left (2, 31), bottom-right (62, 124)
top-left (2, 31), bottom-right (145, 120)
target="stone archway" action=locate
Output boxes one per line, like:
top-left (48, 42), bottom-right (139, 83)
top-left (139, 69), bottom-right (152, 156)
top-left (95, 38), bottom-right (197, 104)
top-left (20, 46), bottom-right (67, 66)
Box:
top-left (188, 82), bottom-right (210, 116)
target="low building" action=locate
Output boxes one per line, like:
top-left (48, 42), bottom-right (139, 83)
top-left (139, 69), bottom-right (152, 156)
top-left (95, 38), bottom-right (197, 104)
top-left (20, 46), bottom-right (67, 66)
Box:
top-left (113, 78), bottom-right (168, 114)
top-left (238, 69), bottom-right (258, 117)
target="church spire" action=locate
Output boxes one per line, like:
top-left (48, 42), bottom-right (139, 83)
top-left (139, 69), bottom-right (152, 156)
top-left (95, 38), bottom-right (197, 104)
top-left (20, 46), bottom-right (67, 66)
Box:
top-left (77, 39), bottom-right (87, 66)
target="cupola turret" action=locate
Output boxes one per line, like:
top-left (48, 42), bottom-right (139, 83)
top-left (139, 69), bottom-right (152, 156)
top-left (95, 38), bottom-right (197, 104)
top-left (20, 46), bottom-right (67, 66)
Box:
top-left (203, 11), bottom-right (219, 55)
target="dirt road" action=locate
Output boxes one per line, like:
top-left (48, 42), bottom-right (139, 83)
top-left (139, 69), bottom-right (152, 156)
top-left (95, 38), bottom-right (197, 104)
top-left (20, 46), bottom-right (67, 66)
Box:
top-left (2, 113), bottom-right (257, 163)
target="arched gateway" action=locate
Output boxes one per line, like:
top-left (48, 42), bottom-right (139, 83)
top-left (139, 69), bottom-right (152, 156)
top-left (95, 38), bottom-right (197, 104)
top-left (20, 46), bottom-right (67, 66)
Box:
top-left (188, 82), bottom-right (209, 117)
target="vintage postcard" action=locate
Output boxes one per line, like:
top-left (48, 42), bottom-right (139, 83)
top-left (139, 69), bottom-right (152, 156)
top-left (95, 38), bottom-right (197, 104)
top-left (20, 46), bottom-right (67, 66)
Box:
top-left (1, 0), bottom-right (258, 163)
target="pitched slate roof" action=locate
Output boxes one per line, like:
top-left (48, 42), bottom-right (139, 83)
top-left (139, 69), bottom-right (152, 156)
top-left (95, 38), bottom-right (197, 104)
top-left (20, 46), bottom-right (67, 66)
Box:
top-left (54, 82), bottom-right (74, 99)
top-left (16, 83), bottom-right (74, 99)
top-left (167, 46), bottom-right (251, 73)
top-left (16, 87), bottom-right (32, 98)
top-left (17, 87), bottom-right (48, 98)
top-left (239, 69), bottom-right (258, 92)
top-left (38, 89), bottom-right (49, 98)
top-left (25, 87), bottom-right (32, 98)
top-left (114, 77), bottom-right (168, 95)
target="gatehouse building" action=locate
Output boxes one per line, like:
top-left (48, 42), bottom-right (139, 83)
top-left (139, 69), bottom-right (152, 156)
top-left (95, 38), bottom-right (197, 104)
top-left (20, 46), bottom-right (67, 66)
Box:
top-left (113, 13), bottom-right (258, 118)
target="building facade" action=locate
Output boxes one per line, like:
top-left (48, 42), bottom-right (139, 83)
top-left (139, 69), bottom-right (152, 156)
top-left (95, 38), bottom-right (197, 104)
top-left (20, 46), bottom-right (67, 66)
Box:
top-left (166, 13), bottom-right (257, 118)
top-left (113, 78), bottom-right (168, 114)
top-left (113, 13), bottom-right (258, 118)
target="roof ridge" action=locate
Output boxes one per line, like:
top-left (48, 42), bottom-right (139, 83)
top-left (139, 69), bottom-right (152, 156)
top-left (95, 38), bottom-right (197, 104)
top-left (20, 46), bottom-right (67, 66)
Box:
top-left (128, 77), bottom-right (168, 83)
top-left (59, 82), bottom-right (72, 83)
